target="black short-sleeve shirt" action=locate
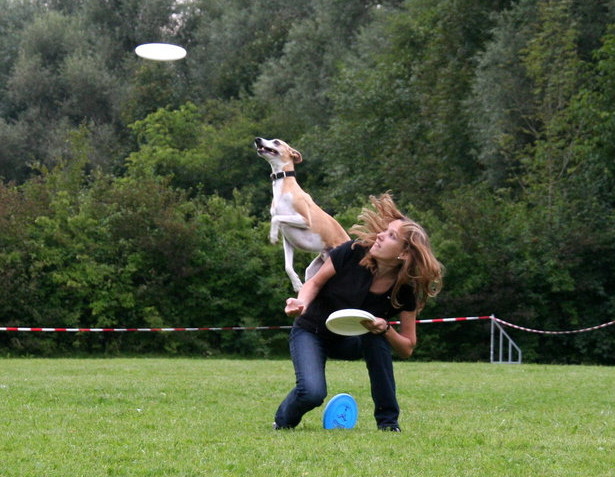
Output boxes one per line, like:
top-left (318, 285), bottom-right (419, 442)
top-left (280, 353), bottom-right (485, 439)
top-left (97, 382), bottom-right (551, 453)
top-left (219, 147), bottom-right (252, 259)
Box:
top-left (294, 240), bottom-right (416, 336)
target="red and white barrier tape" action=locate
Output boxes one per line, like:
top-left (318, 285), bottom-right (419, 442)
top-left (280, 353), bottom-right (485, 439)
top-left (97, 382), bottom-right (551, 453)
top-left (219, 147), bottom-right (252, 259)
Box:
top-left (0, 325), bottom-right (292, 332)
top-left (390, 315), bottom-right (491, 325)
top-left (0, 316), bottom-right (491, 332)
top-left (491, 316), bottom-right (615, 335)
top-left (1, 315), bottom-right (613, 334)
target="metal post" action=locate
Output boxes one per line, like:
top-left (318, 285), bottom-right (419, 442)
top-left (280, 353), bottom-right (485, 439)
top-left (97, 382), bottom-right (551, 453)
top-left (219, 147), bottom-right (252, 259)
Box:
top-left (490, 318), bottom-right (494, 363)
top-left (490, 315), bottom-right (522, 364)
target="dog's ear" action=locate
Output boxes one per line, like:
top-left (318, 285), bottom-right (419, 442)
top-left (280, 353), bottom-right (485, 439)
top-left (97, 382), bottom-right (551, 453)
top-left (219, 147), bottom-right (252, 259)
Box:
top-left (290, 148), bottom-right (303, 164)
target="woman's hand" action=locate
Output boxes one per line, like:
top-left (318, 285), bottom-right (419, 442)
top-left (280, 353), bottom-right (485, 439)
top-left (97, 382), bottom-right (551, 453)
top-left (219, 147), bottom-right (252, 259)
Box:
top-left (285, 298), bottom-right (305, 317)
top-left (362, 317), bottom-right (390, 335)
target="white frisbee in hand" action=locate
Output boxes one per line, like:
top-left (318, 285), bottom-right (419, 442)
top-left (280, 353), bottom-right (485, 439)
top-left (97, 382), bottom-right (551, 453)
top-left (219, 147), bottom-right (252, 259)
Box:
top-left (135, 43), bottom-right (187, 61)
top-left (326, 309), bottom-right (376, 336)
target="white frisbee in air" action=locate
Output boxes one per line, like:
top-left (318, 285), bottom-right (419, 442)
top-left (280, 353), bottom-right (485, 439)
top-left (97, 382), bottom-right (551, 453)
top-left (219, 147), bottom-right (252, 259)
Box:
top-left (135, 43), bottom-right (187, 61)
top-left (326, 309), bottom-right (376, 336)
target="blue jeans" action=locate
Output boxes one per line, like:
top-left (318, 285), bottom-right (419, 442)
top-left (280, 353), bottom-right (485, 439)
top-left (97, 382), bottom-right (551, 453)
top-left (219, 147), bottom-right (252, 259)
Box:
top-left (274, 326), bottom-right (399, 429)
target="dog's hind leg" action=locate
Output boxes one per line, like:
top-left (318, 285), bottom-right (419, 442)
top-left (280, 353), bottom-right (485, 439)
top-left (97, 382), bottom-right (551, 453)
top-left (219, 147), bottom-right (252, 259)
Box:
top-left (283, 236), bottom-right (303, 292)
top-left (304, 253), bottom-right (326, 282)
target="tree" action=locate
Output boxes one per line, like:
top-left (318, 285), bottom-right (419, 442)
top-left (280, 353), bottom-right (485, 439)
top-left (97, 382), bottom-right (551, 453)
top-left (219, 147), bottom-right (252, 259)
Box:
top-left (465, 0), bottom-right (615, 362)
top-left (4, 10), bottom-right (126, 176)
top-left (125, 100), bottom-right (270, 208)
top-left (469, 0), bottom-right (615, 191)
top-left (187, 0), bottom-right (313, 101)
top-left (0, 118), bottom-right (30, 181)
top-left (299, 0), bottom-right (507, 209)
top-left (468, 0), bottom-right (538, 189)
top-left (253, 0), bottom-right (400, 135)
top-left (0, 0), bottom-right (42, 114)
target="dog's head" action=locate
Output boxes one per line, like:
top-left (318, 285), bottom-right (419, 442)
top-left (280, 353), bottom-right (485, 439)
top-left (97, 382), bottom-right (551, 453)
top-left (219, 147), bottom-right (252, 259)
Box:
top-left (254, 137), bottom-right (302, 167)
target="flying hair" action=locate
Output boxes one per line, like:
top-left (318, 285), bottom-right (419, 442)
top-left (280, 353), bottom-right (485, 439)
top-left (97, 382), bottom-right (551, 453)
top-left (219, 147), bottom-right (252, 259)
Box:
top-left (349, 192), bottom-right (443, 310)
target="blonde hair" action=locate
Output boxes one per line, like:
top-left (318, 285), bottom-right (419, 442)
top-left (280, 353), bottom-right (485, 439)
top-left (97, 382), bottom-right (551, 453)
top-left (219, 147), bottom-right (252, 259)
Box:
top-left (349, 192), bottom-right (443, 310)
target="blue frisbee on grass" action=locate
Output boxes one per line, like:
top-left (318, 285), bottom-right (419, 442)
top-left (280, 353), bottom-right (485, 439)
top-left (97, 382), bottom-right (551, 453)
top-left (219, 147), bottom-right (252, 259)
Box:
top-left (322, 393), bottom-right (358, 429)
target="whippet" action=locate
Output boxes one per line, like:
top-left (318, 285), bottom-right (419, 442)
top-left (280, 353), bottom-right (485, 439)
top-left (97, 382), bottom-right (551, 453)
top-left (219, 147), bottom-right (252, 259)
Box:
top-left (254, 137), bottom-right (350, 291)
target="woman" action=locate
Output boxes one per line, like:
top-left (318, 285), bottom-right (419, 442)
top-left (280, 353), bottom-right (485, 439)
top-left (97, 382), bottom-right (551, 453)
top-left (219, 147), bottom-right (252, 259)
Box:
top-left (274, 192), bottom-right (443, 431)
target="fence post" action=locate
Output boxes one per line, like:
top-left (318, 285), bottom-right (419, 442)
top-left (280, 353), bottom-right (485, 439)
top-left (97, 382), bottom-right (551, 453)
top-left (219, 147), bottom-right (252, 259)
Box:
top-left (490, 315), bottom-right (522, 364)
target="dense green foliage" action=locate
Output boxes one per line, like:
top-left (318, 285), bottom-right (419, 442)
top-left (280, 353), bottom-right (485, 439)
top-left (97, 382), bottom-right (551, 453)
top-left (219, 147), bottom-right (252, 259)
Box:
top-left (0, 0), bottom-right (614, 362)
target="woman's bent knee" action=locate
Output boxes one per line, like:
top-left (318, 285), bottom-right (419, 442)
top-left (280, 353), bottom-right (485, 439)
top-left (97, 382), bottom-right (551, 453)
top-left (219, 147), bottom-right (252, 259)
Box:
top-left (297, 388), bottom-right (326, 408)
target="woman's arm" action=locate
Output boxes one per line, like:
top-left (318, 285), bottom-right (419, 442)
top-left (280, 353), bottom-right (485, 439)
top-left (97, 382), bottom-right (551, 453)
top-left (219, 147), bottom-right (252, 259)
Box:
top-left (284, 257), bottom-right (336, 317)
top-left (363, 310), bottom-right (417, 359)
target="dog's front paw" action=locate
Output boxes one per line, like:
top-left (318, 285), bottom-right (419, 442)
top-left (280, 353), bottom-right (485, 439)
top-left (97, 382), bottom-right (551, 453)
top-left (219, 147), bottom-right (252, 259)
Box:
top-left (269, 232), bottom-right (279, 244)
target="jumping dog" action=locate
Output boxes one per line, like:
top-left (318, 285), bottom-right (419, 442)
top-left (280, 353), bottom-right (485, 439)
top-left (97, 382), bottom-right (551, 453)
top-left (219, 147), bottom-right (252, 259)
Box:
top-left (254, 137), bottom-right (350, 291)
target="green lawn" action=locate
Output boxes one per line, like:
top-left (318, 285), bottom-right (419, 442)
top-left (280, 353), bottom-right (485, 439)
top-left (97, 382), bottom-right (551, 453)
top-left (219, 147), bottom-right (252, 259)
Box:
top-left (0, 358), bottom-right (613, 476)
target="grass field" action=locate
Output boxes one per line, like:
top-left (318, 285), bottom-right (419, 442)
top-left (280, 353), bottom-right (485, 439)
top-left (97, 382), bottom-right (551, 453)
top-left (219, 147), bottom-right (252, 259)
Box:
top-left (0, 358), bottom-right (613, 477)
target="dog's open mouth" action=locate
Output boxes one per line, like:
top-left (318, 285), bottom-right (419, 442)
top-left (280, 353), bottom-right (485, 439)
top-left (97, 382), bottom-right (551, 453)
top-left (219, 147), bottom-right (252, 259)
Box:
top-left (255, 139), bottom-right (279, 156)
top-left (257, 145), bottom-right (278, 155)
